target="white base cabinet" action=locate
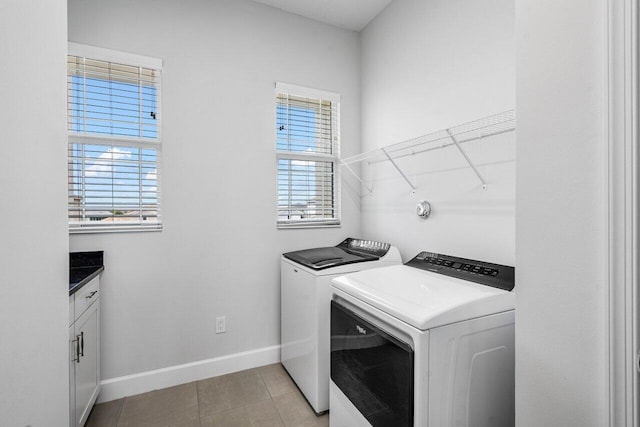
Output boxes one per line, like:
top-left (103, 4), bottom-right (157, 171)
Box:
top-left (69, 276), bottom-right (100, 427)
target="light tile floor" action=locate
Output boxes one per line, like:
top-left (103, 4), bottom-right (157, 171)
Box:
top-left (86, 363), bottom-right (329, 427)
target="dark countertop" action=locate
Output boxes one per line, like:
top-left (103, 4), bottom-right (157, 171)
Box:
top-left (70, 251), bottom-right (104, 296)
top-left (69, 265), bottom-right (104, 295)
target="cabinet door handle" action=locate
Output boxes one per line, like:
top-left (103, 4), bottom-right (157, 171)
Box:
top-left (72, 336), bottom-right (80, 363)
top-left (85, 290), bottom-right (98, 299)
top-left (80, 331), bottom-right (84, 357)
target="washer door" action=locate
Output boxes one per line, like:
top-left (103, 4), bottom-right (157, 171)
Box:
top-left (330, 300), bottom-right (413, 426)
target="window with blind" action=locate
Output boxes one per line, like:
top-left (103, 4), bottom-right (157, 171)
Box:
top-left (67, 43), bottom-right (162, 232)
top-left (276, 83), bottom-right (340, 228)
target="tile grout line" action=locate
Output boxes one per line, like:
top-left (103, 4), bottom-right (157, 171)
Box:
top-left (255, 366), bottom-right (272, 397)
top-left (195, 380), bottom-right (202, 427)
top-left (115, 397), bottom-right (125, 426)
top-left (257, 365), bottom-right (289, 427)
top-left (252, 366), bottom-right (277, 406)
top-left (272, 395), bottom-right (289, 427)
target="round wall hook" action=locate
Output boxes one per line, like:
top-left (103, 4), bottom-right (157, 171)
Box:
top-left (416, 200), bottom-right (431, 219)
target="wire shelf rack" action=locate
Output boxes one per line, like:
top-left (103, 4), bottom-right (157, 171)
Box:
top-left (340, 109), bottom-right (515, 193)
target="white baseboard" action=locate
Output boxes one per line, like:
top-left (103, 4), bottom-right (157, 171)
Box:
top-left (96, 345), bottom-right (281, 404)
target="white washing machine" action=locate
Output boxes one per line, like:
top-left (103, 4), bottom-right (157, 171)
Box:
top-left (281, 238), bottom-right (402, 414)
top-left (329, 251), bottom-right (516, 427)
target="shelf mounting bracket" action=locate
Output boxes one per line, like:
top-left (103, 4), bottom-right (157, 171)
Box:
top-left (381, 147), bottom-right (416, 192)
top-left (446, 129), bottom-right (487, 190)
top-left (341, 161), bottom-right (373, 195)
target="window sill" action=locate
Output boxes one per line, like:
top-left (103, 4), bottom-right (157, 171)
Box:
top-left (69, 225), bottom-right (162, 235)
top-left (277, 222), bottom-right (341, 230)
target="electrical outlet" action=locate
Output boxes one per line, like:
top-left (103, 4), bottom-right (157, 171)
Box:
top-left (216, 316), bottom-right (226, 334)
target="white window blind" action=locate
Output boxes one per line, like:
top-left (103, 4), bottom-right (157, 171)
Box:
top-left (67, 44), bottom-right (162, 232)
top-left (276, 83), bottom-right (340, 228)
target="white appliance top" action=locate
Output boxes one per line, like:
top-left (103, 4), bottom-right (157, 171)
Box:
top-left (282, 238), bottom-right (402, 276)
top-left (331, 264), bottom-right (515, 330)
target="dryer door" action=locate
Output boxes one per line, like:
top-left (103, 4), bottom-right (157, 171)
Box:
top-left (330, 300), bottom-right (413, 427)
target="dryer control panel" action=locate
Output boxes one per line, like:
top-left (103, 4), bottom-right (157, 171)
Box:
top-left (406, 252), bottom-right (515, 291)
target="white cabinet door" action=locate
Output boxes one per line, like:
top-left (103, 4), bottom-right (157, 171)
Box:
top-left (73, 301), bottom-right (100, 427)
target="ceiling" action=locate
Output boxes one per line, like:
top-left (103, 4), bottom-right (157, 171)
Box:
top-left (250, 0), bottom-right (394, 32)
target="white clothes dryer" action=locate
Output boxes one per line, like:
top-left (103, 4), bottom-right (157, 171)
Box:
top-left (281, 238), bottom-right (402, 414)
top-left (330, 251), bottom-right (516, 427)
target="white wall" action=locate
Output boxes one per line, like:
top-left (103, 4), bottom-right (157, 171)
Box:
top-left (67, 0), bottom-right (361, 389)
top-left (360, 0), bottom-right (516, 265)
top-left (0, 0), bottom-right (69, 425)
top-left (515, 0), bottom-right (608, 425)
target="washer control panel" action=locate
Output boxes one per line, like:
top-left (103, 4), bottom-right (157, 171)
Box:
top-left (338, 238), bottom-right (391, 257)
top-left (406, 251), bottom-right (515, 291)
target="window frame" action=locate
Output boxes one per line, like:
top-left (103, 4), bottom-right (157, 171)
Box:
top-left (275, 82), bottom-right (341, 229)
top-left (67, 43), bottom-right (163, 234)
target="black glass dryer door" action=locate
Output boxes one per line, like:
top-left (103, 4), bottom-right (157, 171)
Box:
top-left (330, 300), bottom-right (414, 427)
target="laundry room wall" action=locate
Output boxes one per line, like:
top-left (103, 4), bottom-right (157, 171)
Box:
top-left (359, 0), bottom-right (515, 265)
top-left (68, 0), bottom-right (362, 398)
top-left (0, 0), bottom-right (69, 424)
top-left (515, 0), bottom-right (608, 425)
